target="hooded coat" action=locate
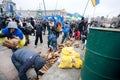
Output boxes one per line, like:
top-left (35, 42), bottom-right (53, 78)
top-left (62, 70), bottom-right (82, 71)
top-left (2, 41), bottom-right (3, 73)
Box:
top-left (0, 22), bottom-right (26, 48)
top-left (12, 48), bottom-right (46, 70)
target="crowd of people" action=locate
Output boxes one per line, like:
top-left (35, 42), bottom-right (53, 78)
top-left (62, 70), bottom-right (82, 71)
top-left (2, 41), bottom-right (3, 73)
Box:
top-left (0, 16), bottom-right (89, 80)
top-left (0, 16), bottom-right (89, 49)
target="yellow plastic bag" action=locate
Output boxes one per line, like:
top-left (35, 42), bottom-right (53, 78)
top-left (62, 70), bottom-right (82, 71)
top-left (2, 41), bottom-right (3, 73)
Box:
top-left (59, 47), bottom-right (82, 69)
top-left (61, 47), bottom-right (74, 56)
top-left (58, 56), bottom-right (73, 68)
top-left (73, 58), bottom-right (82, 69)
top-left (72, 51), bottom-right (80, 58)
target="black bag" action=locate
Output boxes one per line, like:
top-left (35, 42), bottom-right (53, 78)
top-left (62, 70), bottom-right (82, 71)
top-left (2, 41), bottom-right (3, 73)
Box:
top-left (23, 23), bottom-right (32, 34)
top-left (25, 27), bottom-right (32, 34)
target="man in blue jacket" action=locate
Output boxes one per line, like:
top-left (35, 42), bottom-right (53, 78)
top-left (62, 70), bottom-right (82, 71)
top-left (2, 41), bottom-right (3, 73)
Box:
top-left (0, 21), bottom-right (26, 51)
top-left (61, 22), bottom-right (70, 43)
top-left (11, 48), bottom-right (46, 80)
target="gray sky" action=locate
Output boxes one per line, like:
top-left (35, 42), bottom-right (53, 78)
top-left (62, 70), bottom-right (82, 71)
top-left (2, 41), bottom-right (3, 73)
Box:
top-left (9, 0), bottom-right (120, 17)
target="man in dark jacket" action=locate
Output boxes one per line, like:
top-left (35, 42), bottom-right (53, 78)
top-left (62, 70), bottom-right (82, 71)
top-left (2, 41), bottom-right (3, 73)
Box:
top-left (11, 48), bottom-right (46, 80)
top-left (34, 21), bottom-right (43, 47)
top-left (78, 17), bottom-right (85, 34)
top-left (30, 17), bottom-right (35, 36)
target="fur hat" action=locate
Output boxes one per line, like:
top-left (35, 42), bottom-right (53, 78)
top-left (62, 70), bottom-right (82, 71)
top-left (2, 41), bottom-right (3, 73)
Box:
top-left (7, 22), bottom-right (18, 29)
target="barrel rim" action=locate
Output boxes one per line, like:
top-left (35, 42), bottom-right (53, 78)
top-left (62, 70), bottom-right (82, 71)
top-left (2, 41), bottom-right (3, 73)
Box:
top-left (89, 27), bottom-right (120, 32)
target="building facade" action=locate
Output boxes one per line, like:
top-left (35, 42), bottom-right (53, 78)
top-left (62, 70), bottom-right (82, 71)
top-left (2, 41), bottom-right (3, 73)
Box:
top-left (16, 9), bottom-right (67, 18)
top-left (0, 0), bottom-right (16, 17)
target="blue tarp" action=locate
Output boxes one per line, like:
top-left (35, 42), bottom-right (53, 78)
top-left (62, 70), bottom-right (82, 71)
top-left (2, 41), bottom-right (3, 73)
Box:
top-left (42, 15), bottom-right (64, 27)
top-left (16, 13), bottom-right (25, 20)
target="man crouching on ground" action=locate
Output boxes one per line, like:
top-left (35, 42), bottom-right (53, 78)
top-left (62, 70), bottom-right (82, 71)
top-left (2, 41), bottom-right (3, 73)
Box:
top-left (11, 48), bottom-right (46, 80)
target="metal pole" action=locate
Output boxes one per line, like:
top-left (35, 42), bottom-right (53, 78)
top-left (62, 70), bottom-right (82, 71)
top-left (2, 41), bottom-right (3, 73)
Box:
top-left (42, 0), bottom-right (46, 16)
top-left (55, 0), bottom-right (58, 10)
top-left (54, 0), bottom-right (58, 15)
top-left (82, 0), bottom-right (90, 17)
top-left (92, 6), bottom-right (96, 20)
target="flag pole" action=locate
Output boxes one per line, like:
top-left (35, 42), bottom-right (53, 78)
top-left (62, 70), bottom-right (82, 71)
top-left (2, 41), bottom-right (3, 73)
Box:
top-left (92, 6), bottom-right (96, 20)
top-left (43, 0), bottom-right (46, 16)
top-left (82, 0), bottom-right (90, 17)
top-left (54, 0), bottom-right (58, 15)
top-left (55, 0), bottom-right (58, 11)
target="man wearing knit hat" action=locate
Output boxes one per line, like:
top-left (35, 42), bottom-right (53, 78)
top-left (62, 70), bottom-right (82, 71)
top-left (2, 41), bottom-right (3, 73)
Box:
top-left (11, 48), bottom-right (46, 80)
top-left (0, 21), bottom-right (26, 51)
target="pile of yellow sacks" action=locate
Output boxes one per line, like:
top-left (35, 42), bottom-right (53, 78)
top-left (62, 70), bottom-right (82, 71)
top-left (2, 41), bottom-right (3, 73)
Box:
top-left (58, 47), bottom-right (82, 69)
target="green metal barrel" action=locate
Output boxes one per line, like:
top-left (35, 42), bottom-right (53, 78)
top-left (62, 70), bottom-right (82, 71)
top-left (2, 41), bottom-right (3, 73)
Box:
top-left (81, 28), bottom-right (120, 80)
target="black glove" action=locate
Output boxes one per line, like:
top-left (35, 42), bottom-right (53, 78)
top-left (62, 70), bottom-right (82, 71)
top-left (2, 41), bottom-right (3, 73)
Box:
top-left (0, 33), bottom-right (14, 39)
top-left (0, 33), bottom-right (7, 38)
top-left (6, 33), bottom-right (14, 39)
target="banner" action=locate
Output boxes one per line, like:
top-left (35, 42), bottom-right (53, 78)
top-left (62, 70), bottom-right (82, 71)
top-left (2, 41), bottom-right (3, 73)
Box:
top-left (66, 13), bottom-right (82, 21)
top-left (66, 13), bottom-right (73, 19)
top-left (91, 0), bottom-right (100, 7)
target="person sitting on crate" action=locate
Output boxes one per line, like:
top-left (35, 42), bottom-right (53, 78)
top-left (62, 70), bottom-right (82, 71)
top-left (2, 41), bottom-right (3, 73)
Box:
top-left (0, 21), bottom-right (26, 52)
top-left (11, 48), bottom-right (46, 80)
